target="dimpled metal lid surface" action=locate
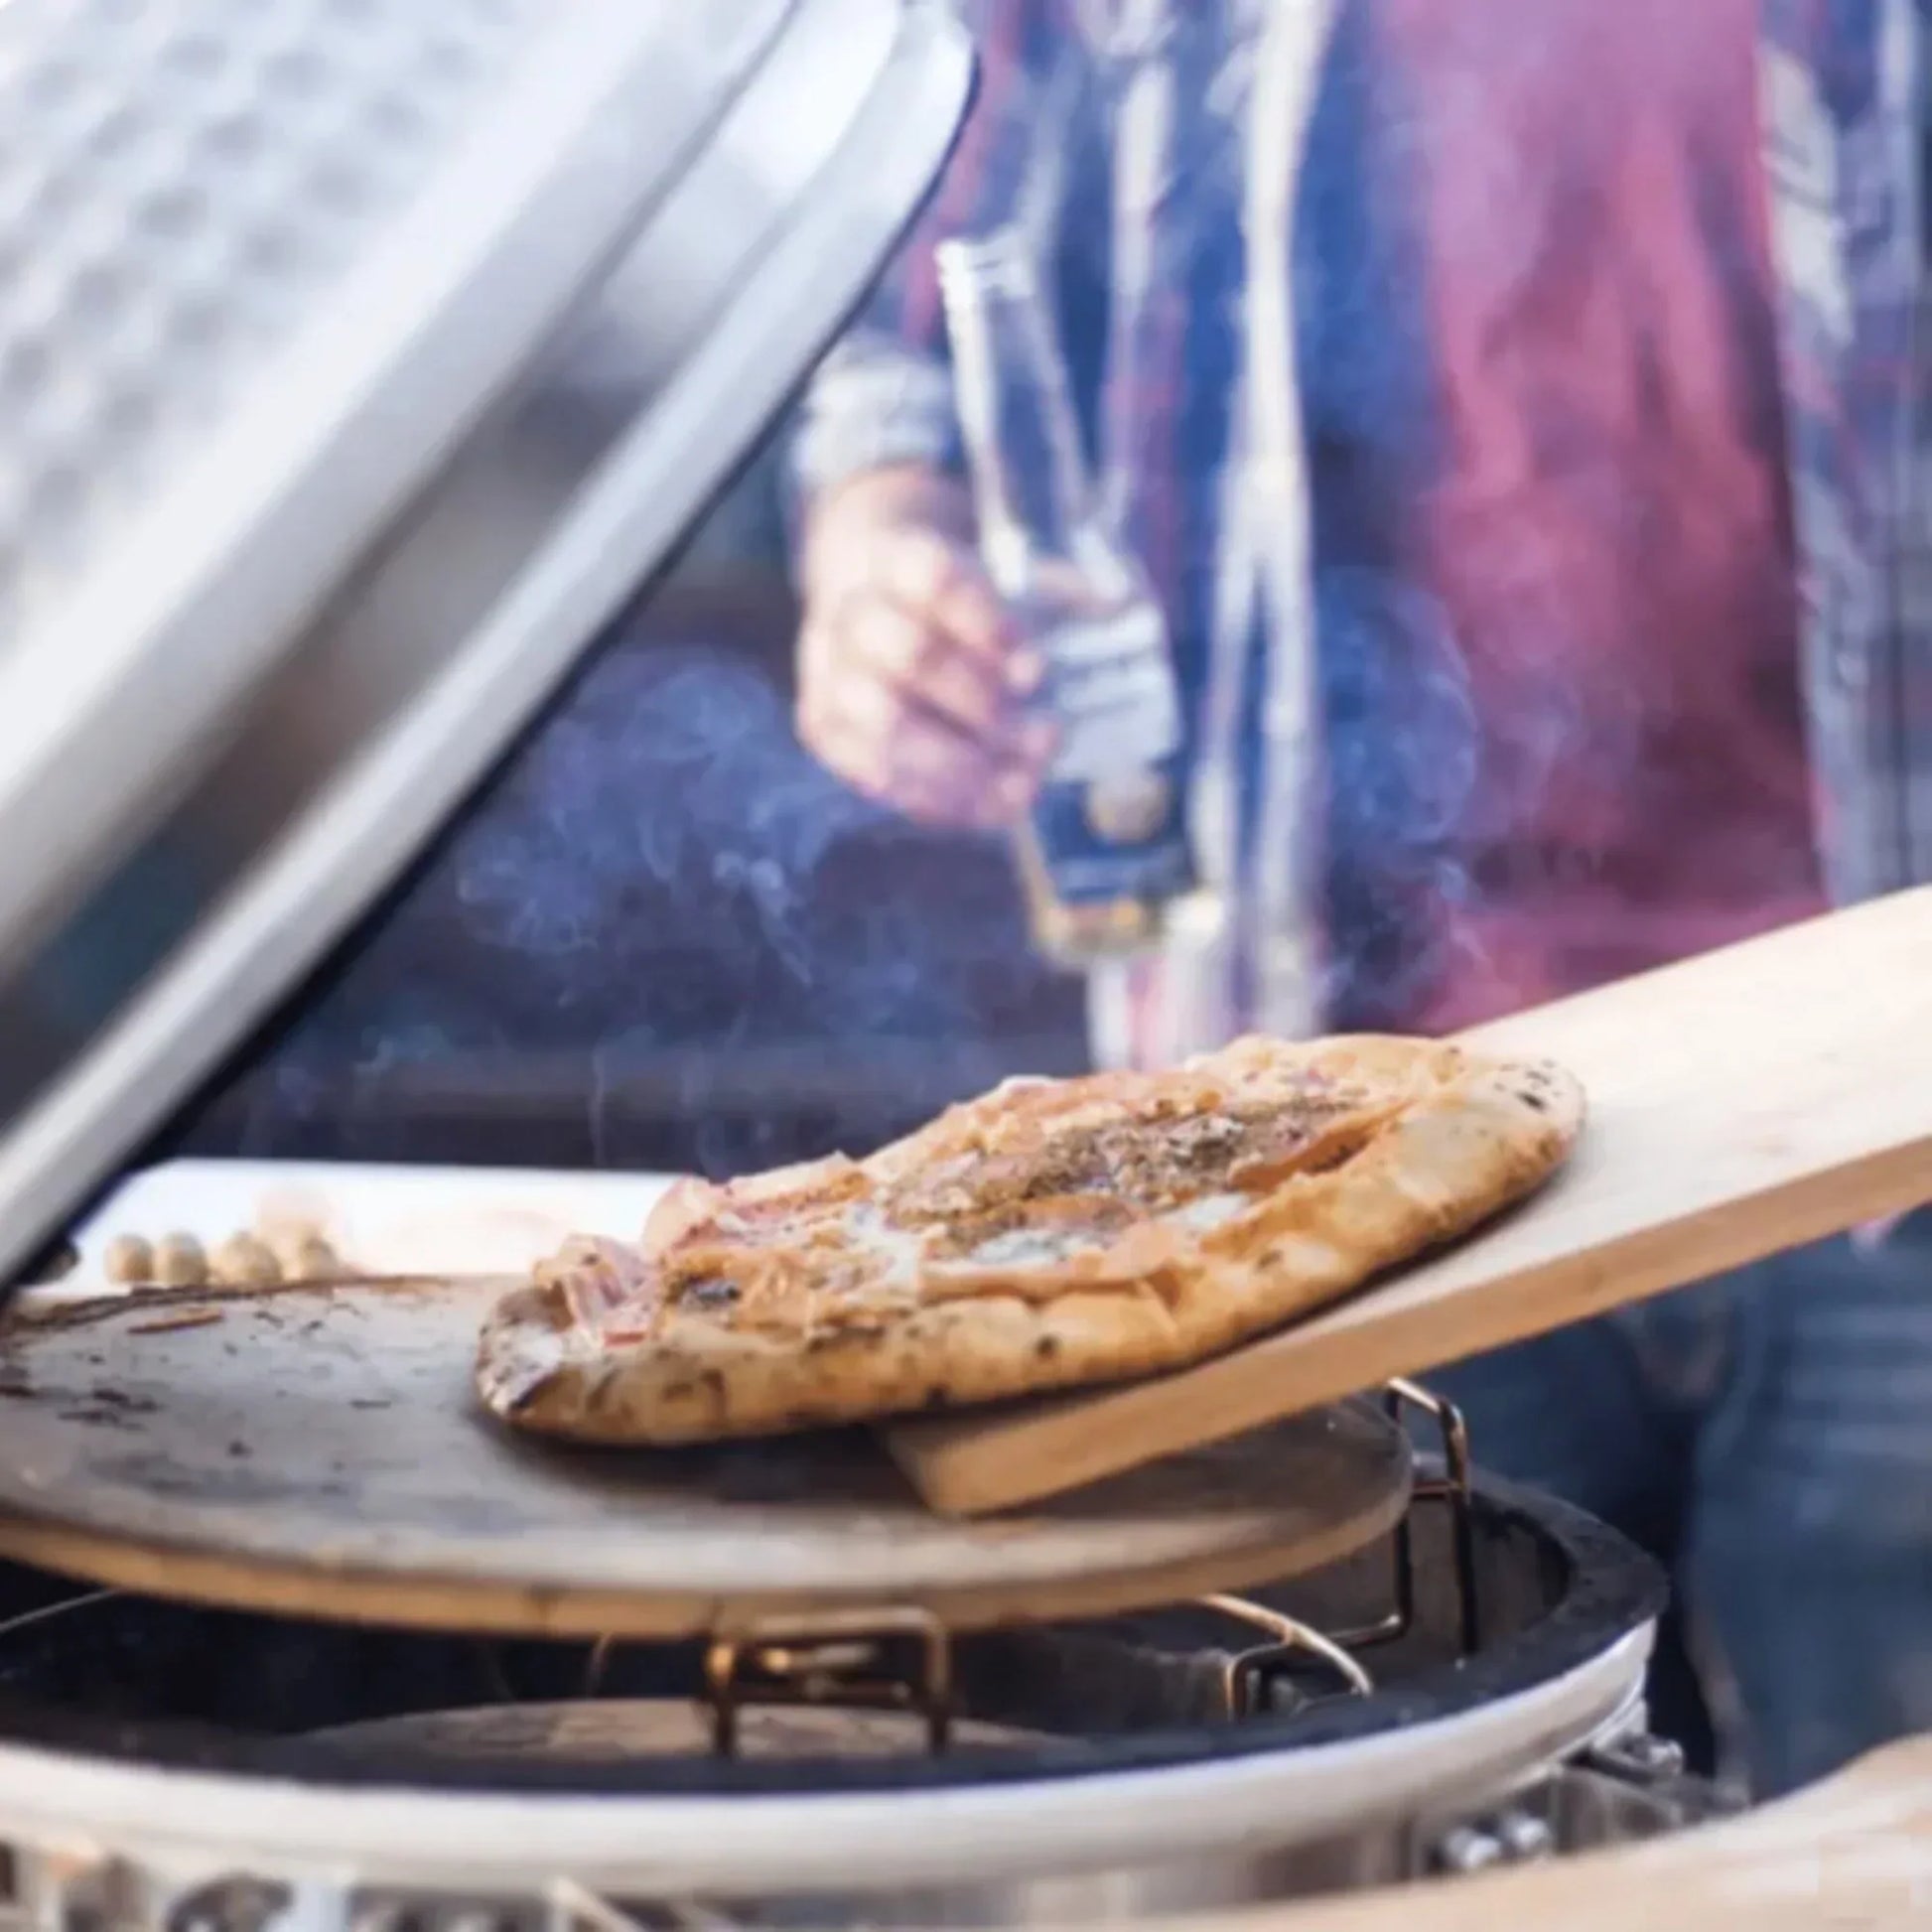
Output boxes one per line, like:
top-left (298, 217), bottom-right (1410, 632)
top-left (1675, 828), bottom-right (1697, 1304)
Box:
top-left (0, 0), bottom-right (970, 1281)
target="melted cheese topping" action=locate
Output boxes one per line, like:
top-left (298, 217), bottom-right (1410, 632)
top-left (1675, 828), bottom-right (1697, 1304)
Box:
top-left (546, 1045), bottom-right (1424, 1344)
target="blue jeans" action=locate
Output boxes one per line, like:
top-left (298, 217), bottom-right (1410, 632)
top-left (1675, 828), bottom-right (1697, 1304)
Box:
top-left (1427, 1213), bottom-right (1932, 1798)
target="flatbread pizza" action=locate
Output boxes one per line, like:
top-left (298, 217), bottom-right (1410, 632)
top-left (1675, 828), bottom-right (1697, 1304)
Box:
top-left (476, 1035), bottom-right (1583, 1445)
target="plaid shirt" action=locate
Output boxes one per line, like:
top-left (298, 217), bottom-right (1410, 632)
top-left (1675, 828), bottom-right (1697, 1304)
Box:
top-left (1760, 0), bottom-right (1932, 903)
top-left (793, 0), bottom-right (1932, 1063)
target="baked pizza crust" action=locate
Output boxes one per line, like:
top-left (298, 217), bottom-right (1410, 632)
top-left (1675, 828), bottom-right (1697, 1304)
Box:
top-left (476, 1035), bottom-right (1583, 1445)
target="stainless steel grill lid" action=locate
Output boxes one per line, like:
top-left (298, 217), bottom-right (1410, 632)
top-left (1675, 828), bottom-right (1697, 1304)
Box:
top-left (0, 0), bottom-right (972, 1280)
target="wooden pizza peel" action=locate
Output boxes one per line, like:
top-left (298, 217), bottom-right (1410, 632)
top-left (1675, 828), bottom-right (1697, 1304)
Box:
top-left (885, 889), bottom-right (1932, 1514)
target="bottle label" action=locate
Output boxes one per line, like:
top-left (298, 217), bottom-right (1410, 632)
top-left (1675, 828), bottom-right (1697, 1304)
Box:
top-left (1024, 597), bottom-right (1194, 910)
top-left (1030, 753), bottom-right (1196, 907)
top-left (1038, 604), bottom-right (1182, 782)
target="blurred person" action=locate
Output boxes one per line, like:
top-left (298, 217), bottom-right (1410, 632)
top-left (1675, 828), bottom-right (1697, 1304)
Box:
top-left (788, 0), bottom-right (1932, 1797)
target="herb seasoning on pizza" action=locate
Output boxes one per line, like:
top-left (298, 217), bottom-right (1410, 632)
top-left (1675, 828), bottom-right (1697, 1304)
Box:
top-left (476, 1036), bottom-right (1583, 1445)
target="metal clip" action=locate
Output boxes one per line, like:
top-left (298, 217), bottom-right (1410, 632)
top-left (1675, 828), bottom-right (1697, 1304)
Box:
top-left (1334, 1380), bottom-right (1479, 1658)
top-left (1201, 1592), bottom-right (1373, 1719)
top-left (702, 1606), bottom-right (952, 1756)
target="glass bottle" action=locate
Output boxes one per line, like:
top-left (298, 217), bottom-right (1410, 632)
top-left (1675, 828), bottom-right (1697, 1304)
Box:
top-left (936, 228), bottom-right (1218, 966)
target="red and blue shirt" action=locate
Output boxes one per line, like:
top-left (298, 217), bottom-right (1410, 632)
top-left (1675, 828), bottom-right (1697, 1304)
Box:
top-left (794, 0), bottom-right (1928, 1060)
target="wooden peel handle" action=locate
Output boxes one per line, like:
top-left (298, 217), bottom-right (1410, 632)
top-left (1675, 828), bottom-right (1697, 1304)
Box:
top-left (1131, 1734), bottom-right (1932, 1932)
top-left (886, 890), bottom-right (1932, 1516)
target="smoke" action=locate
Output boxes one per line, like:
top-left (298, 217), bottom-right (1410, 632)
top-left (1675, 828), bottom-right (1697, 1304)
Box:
top-left (446, 654), bottom-right (881, 977)
top-left (1315, 564), bottom-right (1485, 1030)
top-left (199, 640), bottom-right (1084, 1174)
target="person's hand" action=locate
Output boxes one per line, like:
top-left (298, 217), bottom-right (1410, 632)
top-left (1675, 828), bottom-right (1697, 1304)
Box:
top-left (796, 466), bottom-right (1052, 829)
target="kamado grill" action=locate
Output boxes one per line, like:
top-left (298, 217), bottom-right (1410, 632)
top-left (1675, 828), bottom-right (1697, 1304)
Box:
top-left (0, 1226), bottom-right (1699, 1926)
top-left (0, 4), bottom-right (1926, 1931)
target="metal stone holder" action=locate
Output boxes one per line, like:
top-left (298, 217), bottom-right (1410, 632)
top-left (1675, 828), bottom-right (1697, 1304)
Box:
top-left (664, 1384), bottom-right (1479, 1756)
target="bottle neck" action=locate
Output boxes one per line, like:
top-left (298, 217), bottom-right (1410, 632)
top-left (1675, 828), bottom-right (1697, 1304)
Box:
top-left (938, 232), bottom-right (1103, 594)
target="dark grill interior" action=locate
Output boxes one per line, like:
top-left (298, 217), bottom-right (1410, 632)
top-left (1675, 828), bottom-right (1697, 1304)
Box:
top-left (0, 1475), bottom-right (1661, 1797)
